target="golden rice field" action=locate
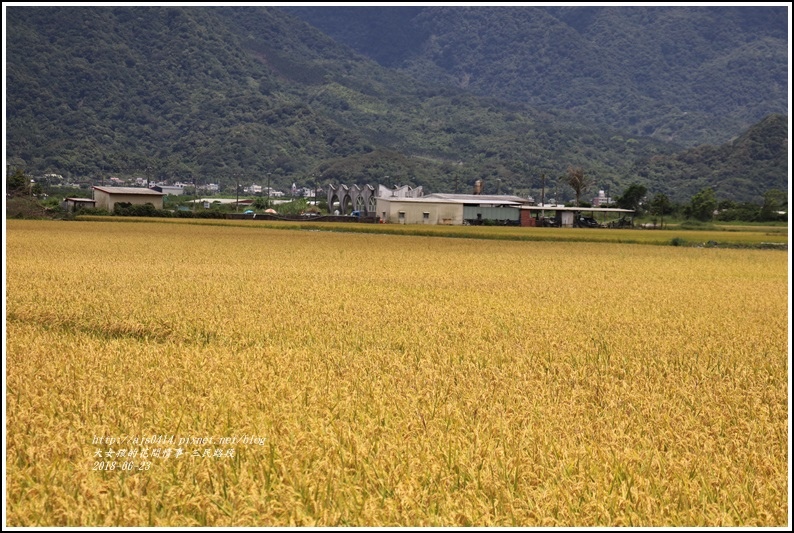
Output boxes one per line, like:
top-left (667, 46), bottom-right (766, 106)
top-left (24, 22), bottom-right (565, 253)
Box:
top-left (5, 219), bottom-right (790, 526)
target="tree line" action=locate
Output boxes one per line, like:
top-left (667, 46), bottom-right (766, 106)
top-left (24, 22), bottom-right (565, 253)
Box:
top-left (562, 166), bottom-right (786, 225)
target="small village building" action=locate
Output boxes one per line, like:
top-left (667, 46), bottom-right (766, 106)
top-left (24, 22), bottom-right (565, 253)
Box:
top-left (92, 186), bottom-right (164, 211)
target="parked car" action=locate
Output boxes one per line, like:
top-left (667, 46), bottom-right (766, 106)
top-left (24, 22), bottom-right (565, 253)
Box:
top-left (575, 216), bottom-right (601, 228)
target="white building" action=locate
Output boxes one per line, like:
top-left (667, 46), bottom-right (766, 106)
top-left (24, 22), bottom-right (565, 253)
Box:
top-left (592, 190), bottom-right (614, 207)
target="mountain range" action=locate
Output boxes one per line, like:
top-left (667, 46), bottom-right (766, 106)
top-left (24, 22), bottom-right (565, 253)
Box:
top-left (286, 6), bottom-right (788, 148)
top-left (5, 6), bottom-right (789, 204)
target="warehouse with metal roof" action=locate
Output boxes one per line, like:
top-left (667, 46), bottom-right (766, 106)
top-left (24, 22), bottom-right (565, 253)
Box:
top-left (376, 192), bottom-right (634, 227)
top-left (376, 193), bottom-right (532, 225)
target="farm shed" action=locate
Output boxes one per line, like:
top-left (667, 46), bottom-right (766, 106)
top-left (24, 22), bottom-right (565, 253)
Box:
top-left (61, 197), bottom-right (96, 212)
top-left (92, 186), bottom-right (165, 212)
top-left (518, 206), bottom-right (635, 227)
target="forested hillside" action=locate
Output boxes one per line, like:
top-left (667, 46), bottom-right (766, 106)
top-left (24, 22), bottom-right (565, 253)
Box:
top-left (5, 6), bottom-right (789, 203)
top-left (631, 114), bottom-right (788, 202)
top-left (286, 6), bottom-right (788, 147)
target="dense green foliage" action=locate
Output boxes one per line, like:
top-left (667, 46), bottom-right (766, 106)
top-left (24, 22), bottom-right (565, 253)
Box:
top-left (5, 6), bottom-right (789, 204)
top-left (5, 168), bottom-right (30, 197)
top-left (286, 6), bottom-right (788, 147)
top-left (685, 188), bottom-right (719, 222)
top-left (111, 202), bottom-right (226, 218)
top-left (713, 189), bottom-right (788, 223)
top-left (616, 183), bottom-right (648, 214)
top-left (648, 193), bottom-right (673, 226)
top-left (630, 114), bottom-right (788, 203)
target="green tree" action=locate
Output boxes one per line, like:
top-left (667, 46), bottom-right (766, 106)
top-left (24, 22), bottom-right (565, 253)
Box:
top-left (687, 187), bottom-right (718, 221)
top-left (649, 192), bottom-right (672, 228)
top-left (6, 167), bottom-right (30, 197)
top-left (759, 189), bottom-right (787, 221)
top-left (565, 166), bottom-right (592, 207)
top-left (616, 183), bottom-right (647, 214)
top-left (31, 182), bottom-right (44, 197)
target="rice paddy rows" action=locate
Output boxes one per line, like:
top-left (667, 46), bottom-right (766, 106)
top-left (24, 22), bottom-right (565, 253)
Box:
top-left (4, 219), bottom-right (789, 526)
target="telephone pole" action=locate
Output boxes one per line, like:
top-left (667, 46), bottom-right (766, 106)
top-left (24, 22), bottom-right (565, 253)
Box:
top-left (267, 172), bottom-right (271, 208)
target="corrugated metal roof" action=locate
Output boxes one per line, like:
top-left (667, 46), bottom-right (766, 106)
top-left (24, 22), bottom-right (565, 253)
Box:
top-left (92, 186), bottom-right (164, 195)
top-left (377, 196), bottom-right (464, 204)
top-left (518, 206), bottom-right (634, 213)
top-left (380, 194), bottom-right (529, 205)
top-left (426, 193), bottom-right (530, 204)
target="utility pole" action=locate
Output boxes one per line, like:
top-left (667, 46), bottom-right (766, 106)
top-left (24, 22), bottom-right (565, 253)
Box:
top-left (267, 172), bottom-right (271, 208)
top-left (187, 174), bottom-right (195, 212)
top-left (235, 174), bottom-right (240, 213)
top-left (554, 178), bottom-right (559, 206)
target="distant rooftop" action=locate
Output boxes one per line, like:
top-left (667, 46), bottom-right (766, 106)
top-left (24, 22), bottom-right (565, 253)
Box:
top-left (64, 197), bottom-right (96, 203)
top-left (92, 186), bottom-right (164, 196)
